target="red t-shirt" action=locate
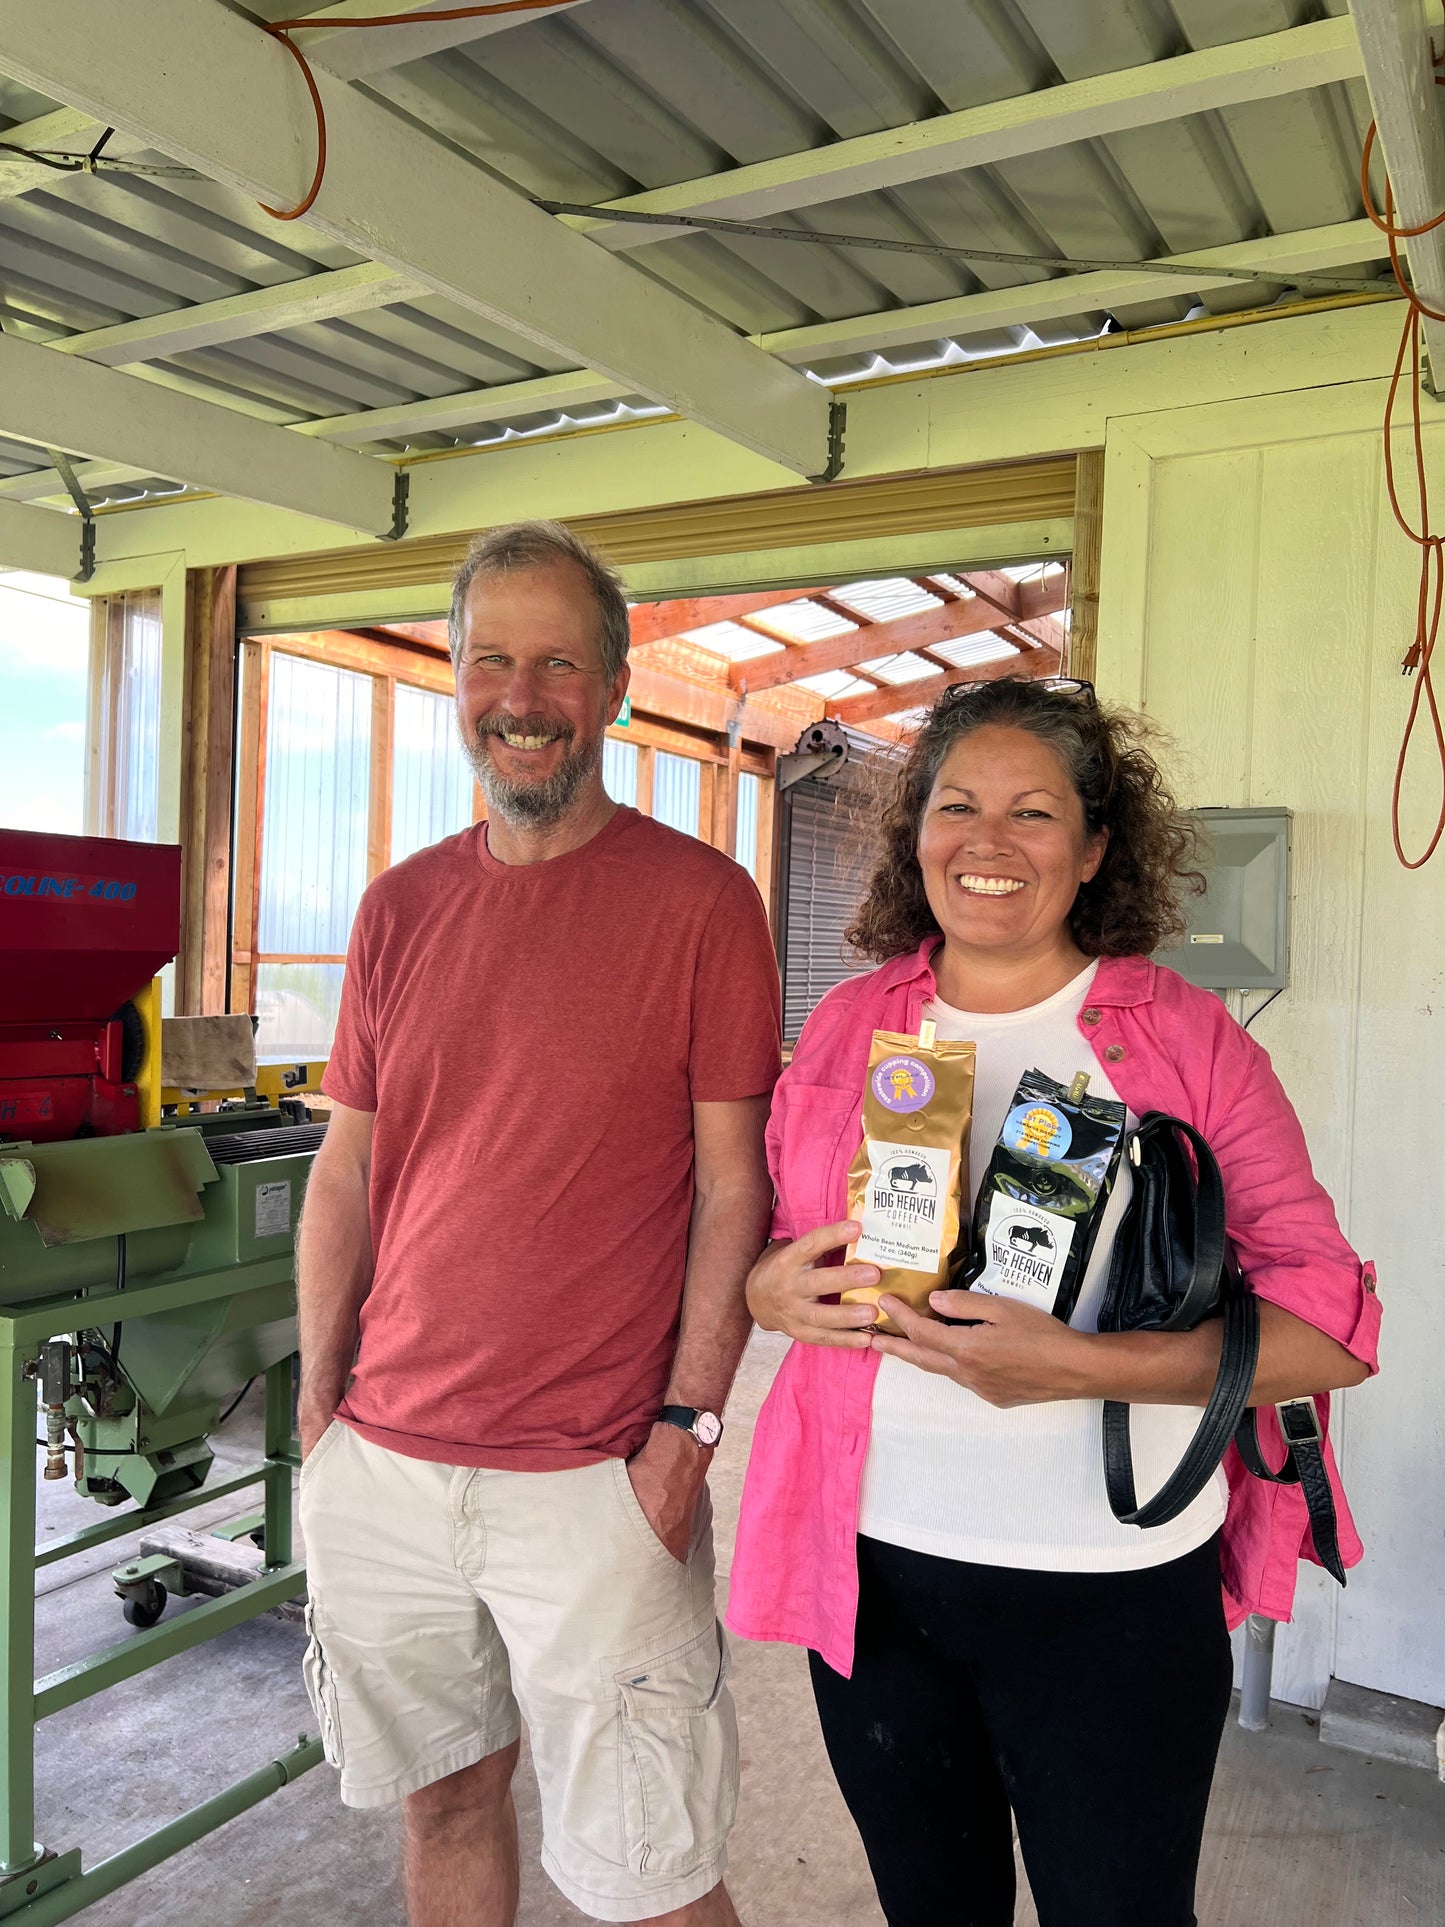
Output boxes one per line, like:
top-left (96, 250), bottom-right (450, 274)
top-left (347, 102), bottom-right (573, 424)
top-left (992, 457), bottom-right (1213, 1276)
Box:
top-left (322, 807), bottom-right (781, 1470)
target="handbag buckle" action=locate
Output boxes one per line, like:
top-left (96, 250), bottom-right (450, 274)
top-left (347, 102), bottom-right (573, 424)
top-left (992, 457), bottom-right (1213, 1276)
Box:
top-left (1277, 1398), bottom-right (1323, 1449)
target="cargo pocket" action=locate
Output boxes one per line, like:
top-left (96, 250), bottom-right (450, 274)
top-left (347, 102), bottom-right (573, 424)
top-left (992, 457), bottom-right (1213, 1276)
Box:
top-left (302, 1601), bottom-right (345, 1767)
top-left (614, 1620), bottom-right (738, 1879)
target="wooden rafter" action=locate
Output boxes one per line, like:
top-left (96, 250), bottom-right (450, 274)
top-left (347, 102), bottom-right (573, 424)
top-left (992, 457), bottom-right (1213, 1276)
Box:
top-left (951, 573), bottom-right (1067, 656)
top-left (827, 642), bottom-right (1063, 727)
top-left (730, 576), bottom-right (1068, 693)
top-left (628, 588), bottom-right (823, 645)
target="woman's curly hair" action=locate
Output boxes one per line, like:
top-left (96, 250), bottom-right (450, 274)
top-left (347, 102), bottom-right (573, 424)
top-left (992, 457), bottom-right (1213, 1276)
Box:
top-left (846, 678), bottom-right (1206, 963)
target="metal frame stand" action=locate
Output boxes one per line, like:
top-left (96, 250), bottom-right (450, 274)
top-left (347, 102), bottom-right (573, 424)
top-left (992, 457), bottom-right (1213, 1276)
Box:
top-left (0, 1277), bottom-right (316, 1924)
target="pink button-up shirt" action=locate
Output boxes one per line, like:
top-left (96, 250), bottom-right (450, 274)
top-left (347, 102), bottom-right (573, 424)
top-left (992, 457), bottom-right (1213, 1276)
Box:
top-left (726, 943), bottom-right (1381, 1677)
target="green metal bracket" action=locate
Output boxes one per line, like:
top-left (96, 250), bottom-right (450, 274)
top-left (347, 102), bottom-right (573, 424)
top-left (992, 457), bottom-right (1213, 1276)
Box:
top-left (210, 1512), bottom-right (264, 1544)
top-left (0, 1851), bottom-right (82, 1920)
top-left (110, 1553), bottom-right (186, 1599)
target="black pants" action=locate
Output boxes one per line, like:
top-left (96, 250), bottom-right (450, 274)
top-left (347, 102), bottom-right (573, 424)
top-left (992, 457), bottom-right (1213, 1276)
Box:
top-left (809, 1533), bottom-right (1232, 1927)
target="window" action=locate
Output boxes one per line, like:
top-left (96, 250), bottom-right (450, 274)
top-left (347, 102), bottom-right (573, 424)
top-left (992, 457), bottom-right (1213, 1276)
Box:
top-left (735, 771), bottom-right (760, 881)
top-left (88, 588), bottom-right (162, 842)
top-left (653, 751), bottom-right (701, 837)
top-left (392, 683), bottom-right (473, 865)
top-left (254, 655), bottom-right (372, 1060)
top-left (602, 736), bottom-right (638, 806)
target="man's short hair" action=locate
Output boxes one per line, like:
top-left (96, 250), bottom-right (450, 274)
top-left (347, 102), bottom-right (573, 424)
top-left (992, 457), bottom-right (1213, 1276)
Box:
top-left (449, 520), bottom-right (631, 682)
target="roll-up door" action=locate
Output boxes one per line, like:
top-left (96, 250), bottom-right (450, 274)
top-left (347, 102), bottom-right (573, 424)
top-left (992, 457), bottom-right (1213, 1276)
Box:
top-left (778, 776), bottom-right (873, 1044)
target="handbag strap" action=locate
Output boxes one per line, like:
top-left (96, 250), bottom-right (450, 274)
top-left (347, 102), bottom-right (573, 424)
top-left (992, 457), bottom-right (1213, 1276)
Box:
top-left (1103, 1287), bottom-right (1260, 1528)
top-left (1131, 1112), bottom-right (1229, 1332)
top-left (1234, 1403), bottom-right (1346, 1586)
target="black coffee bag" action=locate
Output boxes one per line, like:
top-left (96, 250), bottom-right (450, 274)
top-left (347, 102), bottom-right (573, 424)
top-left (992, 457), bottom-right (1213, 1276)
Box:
top-left (957, 1068), bottom-right (1127, 1323)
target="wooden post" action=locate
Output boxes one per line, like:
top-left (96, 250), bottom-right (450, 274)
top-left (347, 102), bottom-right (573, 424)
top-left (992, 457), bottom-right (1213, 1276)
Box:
top-left (756, 758), bottom-right (778, 928)
top-left (699, 761), bottom-right (719, 848)
top-left (230, 638), bottom-right (268, 1018)
top-left (635, 744), bottom-right (655, 818)
top-left (722, 738), bottom-right (742, 860)
top-left (368, 676), bottom-right (394, 880)
top-left (1069, 449), bottom-right (1104, 684)
top-left (177, 566), bottom-right (237, 1014)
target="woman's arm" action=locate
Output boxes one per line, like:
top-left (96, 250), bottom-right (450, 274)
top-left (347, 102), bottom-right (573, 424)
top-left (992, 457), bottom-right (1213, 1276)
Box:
top-left (866, 1287), bottom-right (1367, 1409)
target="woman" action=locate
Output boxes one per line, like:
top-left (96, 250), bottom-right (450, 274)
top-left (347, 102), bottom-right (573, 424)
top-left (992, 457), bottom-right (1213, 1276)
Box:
top-left (728, 678), bottom-right (1379, 1927)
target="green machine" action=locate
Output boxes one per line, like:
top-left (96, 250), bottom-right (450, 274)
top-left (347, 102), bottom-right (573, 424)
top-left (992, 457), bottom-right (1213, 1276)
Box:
top-left (0, 827), bottom-right (326, 1923)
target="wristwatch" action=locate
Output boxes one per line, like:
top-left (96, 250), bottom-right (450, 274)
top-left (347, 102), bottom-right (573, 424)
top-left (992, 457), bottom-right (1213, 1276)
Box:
top-left (659, 1404), bottom-right (724, 1448)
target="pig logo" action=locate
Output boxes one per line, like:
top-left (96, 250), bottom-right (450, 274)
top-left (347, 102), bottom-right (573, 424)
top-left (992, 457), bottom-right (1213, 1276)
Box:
top-left (874, 1153), bottom-right (940, 1223)
top-left (1006, 1221), bottom-right (1054, 1254)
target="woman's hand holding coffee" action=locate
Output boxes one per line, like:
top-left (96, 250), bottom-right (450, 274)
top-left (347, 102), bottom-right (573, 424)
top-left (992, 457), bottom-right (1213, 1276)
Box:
top-left (746, 1222), bottom-right (883, 1349)
top-left (871, 1288), bottom-right (1097, 1406)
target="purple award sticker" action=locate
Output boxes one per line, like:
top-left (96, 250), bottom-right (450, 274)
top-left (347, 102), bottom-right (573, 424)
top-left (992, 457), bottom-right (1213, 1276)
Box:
top-left (871, 1054), bottom-right (935, 1114)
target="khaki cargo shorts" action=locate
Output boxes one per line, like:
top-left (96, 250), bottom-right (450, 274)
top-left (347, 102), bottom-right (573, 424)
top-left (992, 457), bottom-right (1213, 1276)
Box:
top-left (299, 1421), bottom-right (738, 1923)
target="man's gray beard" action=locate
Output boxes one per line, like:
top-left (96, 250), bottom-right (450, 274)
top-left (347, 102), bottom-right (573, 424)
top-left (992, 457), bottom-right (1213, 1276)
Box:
top-left (463, 728), bottom-right (604, 829)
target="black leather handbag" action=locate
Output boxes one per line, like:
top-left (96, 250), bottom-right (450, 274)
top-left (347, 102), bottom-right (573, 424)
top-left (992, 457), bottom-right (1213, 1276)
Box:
top-left (1097, 1111), bottom-right (1345, 1584)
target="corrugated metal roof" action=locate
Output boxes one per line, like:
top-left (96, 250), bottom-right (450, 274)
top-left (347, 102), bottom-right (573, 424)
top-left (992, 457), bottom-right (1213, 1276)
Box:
top-left (0, 0), bottom-right (1384, 501)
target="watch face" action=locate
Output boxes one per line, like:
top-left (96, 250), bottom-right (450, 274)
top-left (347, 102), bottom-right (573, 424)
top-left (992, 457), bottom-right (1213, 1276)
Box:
top-left (694, 1411), bottom-right (723, 1447)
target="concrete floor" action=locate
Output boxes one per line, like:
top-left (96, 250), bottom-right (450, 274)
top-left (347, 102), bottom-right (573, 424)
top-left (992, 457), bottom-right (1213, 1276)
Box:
top-left (27, 1332), bottom-right (1445, 1927)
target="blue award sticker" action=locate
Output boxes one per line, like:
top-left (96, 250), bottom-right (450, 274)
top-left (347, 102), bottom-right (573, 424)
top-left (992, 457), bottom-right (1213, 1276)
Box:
top-left (870, 1055), bottom-right (936, 1114)
top-left (1002, 1100), bottom-right (1072, 1161)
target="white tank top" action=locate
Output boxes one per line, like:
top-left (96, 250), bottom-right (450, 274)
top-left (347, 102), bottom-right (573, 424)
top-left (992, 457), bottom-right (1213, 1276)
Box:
top-left (856, 961), bottom-right (1227, 1571)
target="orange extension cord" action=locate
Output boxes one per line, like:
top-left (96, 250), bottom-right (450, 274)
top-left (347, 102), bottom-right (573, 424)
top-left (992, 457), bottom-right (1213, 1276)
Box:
top-left (258, 4), bottom-right (564, 221)
top-left (1360, 90), bottom-right (1445, 867)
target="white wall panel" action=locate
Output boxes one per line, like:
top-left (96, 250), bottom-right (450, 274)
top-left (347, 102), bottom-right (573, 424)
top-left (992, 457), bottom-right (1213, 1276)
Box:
top-left (1101, 402), bottom-right (1445, 1709)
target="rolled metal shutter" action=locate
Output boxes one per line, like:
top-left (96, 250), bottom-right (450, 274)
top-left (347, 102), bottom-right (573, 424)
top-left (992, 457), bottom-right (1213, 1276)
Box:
top-left (778, 776), bottom-right (874, 1043)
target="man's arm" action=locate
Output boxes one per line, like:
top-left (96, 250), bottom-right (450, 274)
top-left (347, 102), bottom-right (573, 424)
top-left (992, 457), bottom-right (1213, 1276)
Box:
top-left (296, 1099), bottom-right (376, 1458)
top-left (626, 1095), bottom-right (774, 1559)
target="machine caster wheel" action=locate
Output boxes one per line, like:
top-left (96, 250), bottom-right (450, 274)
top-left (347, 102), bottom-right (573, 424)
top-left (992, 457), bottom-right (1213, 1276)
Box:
top-left (122, 1579), bottom-right (167, 1629)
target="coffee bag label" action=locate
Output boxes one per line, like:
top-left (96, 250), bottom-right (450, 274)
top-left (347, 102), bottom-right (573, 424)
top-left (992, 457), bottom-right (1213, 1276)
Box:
top-left (971, 1193), bottom-right (1076, 1314)
top-left (854, 1138), bottom-right (952, 1275)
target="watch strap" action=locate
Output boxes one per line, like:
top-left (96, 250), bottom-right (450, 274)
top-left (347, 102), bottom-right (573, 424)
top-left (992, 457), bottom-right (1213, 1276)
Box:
top-left (659, 1404), bottom-right (721, 1445)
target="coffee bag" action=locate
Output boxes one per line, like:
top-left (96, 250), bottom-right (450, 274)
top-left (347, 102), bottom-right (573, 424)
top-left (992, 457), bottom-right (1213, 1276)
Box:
top-left (842, 1023), bottom-right (976, 1334)
top-left (959, 1068), bottom-right (1126, 1322)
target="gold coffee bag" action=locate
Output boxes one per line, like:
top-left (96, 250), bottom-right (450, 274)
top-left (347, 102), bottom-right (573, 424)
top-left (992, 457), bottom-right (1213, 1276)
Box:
top-left (843, 1024), bottom-right (976, 1334)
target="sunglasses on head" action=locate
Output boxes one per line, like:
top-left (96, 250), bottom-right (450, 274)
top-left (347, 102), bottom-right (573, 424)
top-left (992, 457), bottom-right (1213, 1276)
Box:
top-left (937, 675), bottom-right (1095, 708)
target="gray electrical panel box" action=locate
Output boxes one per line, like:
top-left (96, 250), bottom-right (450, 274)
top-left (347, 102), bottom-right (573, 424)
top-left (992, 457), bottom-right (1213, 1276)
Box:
top-left (1154, 806), bottom-right (1291, 991)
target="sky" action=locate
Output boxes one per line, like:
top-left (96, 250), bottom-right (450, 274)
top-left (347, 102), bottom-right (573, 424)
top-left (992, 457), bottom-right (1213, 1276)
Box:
top-left (0, 570), bottom-right (89, 835)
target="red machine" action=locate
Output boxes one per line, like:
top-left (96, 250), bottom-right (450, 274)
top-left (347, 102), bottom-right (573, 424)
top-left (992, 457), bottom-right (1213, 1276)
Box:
top-left (0, 828), bottom-right (181, 1144)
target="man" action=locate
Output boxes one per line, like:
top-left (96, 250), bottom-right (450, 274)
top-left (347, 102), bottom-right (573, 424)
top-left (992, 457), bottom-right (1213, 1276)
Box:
top-left (297, 521), bottom-right (780, 1927)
